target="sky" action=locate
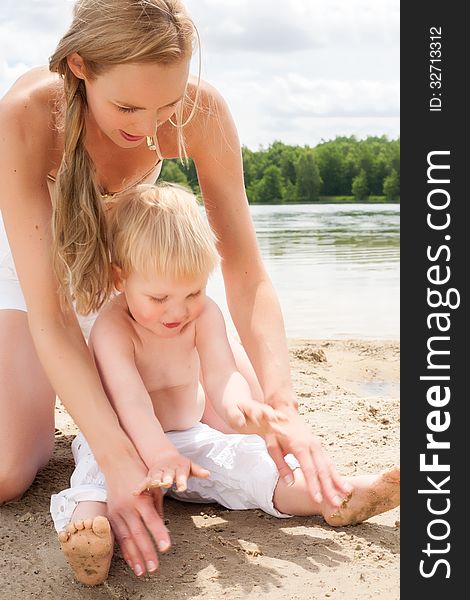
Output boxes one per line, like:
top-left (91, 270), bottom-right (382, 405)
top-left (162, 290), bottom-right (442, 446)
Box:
top-left (0, 0), bottom-right (399, 149)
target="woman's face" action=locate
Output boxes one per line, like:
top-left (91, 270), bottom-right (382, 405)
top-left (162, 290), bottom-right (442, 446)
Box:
top-left (69, 56), bottom-right (190, 148)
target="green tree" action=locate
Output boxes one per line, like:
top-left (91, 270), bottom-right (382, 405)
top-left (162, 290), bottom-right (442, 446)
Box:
top-left (253, 165), bottom-right (284, 203)
top-left (160, 161), bottom-right (189, 187)
top-left (282, 179), bottom-right (298, 203)
top-left (280, 147), bottom-right (299, 185)
top-left (242, 146), bottom-right (257, 189)
top-left (383, 169), bottom-right (400, 202)
top-left (295, 150), bottom-right (322, 202)
top-left (352, 169), bottom-right (369, 201)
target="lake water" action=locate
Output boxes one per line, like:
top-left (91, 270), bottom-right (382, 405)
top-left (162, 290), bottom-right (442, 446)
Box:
top-left (206, 203), bottom-right (400, 340)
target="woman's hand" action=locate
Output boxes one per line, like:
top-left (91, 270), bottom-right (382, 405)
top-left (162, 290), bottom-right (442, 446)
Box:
top-left (133, 444), bottom-right (210, 495)
top-left (103, 453), bottom-right (172, 577)
top-left (264, 407), bottom-right (353, 507)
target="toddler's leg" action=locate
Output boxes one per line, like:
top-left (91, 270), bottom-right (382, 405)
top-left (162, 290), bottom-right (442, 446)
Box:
top-left (58, 501), bottom-right (113, 586)
top-left (273, 466), bottom-right (400, 525)
top-left (51, 434), bottom-right (114, 585)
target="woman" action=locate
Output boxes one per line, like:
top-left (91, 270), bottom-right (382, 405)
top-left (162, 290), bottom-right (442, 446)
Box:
top-left (0, 0), bottom-right (348, 577)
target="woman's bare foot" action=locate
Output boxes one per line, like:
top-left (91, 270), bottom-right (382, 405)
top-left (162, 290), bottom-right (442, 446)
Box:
top-left (324, 466), bottom-right (400, 526)
top-left (58, 516), bottom-right (113, 586)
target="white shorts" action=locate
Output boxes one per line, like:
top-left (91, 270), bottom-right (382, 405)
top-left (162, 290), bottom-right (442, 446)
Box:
top-left (50, 423), bottom-right (300, 532)
top-left (0, 211), bottom-right (97, 337)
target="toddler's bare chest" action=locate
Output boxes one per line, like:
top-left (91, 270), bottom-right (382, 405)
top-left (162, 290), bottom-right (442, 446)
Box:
top-left (133, 335), bottom-right (200, 393)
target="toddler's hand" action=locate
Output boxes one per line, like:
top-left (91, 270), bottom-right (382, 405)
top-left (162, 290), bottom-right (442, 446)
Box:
top-left (133, 445), bottom-right (210, 496)
top-left (223, 398), bottom-right (288, 436)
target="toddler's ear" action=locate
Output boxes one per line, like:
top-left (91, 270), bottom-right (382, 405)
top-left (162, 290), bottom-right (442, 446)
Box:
top-left (111, 264), bottom-right (125, 291)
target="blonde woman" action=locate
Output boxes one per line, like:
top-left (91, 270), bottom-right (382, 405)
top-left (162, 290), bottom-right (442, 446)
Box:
top-left (1, 0), bottom-right (354, 577)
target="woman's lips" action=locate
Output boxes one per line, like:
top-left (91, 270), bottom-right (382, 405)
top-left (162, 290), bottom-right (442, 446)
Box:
top-left (119, 130), bottom-right (145, 142)
top-left (163, 322), bottom-right (181, 329)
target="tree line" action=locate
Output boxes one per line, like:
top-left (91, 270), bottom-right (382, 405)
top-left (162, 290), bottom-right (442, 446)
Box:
top-left (160, 135), bottom-right (400, 204)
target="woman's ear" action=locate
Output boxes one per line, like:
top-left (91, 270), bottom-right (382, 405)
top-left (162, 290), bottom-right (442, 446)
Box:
top-left (111, 264), bottom-right (125, 292)
top-left (66, 53), bottom-right (88, 80)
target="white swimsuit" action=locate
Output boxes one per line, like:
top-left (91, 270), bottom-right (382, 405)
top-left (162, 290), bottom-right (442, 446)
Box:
top-left (0, 160), bottom-right (162, 335)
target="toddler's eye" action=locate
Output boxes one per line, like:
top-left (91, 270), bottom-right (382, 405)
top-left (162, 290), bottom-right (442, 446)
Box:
top-left (151, 296), bottom-right (167, 303)
top-left (116, 105), bottom-right (138, 114)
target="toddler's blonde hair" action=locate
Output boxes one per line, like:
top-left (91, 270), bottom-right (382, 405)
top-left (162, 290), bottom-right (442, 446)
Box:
top-left (108, 183), bottom-right (220, 281)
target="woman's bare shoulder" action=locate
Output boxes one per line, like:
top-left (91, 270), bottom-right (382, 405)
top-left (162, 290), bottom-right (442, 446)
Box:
top-left (186, 75), bottom-right (228, 122)
top-left (1, 67), bottom-right (62, 132)
top-left (0, 66), bottom-right (62, 169)
top-left (183, 76), bottom-right (236, 157)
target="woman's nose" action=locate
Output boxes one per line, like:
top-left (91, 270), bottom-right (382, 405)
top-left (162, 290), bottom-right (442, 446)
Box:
top-left (131, 114), bottom-right (158, 138)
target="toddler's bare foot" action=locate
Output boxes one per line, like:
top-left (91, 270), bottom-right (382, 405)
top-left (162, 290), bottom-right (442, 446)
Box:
top-left (58, 516), bottom-right (113, 585)
top-left (324, 466), bottom-right (400, 526)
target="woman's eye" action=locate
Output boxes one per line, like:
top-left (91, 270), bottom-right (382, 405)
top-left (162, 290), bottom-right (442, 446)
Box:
top-left (117, 105), bottom-right (138, 114)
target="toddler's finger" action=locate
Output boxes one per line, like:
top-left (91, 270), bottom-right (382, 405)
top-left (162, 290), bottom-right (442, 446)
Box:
top-left (273, 409), bottom-right (289, 422)
top-left (161, 469), bottom-right (176, 489)
top-left (244, 406), bottom-right (260, 427)
top-left (133, 478), bottom-right (153, 496)
top-left (174, 468), bottom-right (188, 492)
top-left (189, 461), bottom-right (211, 480)
top-left (226, 405), bottom-right (247, 429)
top-left (256, 405), bottom-right (275, 421)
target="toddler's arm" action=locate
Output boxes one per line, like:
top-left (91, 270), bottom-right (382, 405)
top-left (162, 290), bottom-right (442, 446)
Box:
top-left (89, 314), bottom-right (209, 492)
top-left (89, 315), bottom-right (175, 466)
top-left (195, 299), bottom-right (286, 436)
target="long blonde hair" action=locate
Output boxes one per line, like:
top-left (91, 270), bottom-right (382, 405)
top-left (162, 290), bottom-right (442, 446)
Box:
top-left (108, 183), bottom-right (219, 281)
top-left (49, 0), bottom-right (197, 314)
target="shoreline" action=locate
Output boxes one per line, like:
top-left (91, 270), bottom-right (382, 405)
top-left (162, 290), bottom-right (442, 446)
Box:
top-left (1, 338), bottom-right (400, 600)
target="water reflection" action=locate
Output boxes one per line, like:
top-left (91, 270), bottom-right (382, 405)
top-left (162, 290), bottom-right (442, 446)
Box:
top-left (207, 204), bottom-right (400, 340)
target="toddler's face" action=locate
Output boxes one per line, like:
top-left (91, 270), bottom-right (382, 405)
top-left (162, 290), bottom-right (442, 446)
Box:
top-left (120, 269), bottom-right (208, 337)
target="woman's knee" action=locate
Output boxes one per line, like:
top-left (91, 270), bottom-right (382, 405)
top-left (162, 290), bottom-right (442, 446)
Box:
top-left (0, 428), bottom-right (54, 504)
top-left (0, 458), bottom-right (41, 504)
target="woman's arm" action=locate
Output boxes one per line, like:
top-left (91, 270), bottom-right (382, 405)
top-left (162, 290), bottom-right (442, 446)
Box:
top-left (187, 82), bottom-right (352, 505)
top-left (188, 82), bottom-right (295, 411)
top-left (0, 94), bottom-right (169, 573)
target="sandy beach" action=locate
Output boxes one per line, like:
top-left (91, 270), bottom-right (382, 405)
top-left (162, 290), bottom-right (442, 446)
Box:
top-left (0, 339), bottom-right (400, 600)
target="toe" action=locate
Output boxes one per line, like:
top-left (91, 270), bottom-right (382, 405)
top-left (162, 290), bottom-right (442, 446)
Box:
top-left (66, 522), bottom-right (77, 534)
top-left (382, 466), bottom-right (400, 483)
top-left (75, 520), bottom-right (85, 530)
top-left (92, 516), bottom-right (111, 538)
top-left (83, 519), bottom-right (93, 529)
top-left (58, 531), bottom-right (69, 543)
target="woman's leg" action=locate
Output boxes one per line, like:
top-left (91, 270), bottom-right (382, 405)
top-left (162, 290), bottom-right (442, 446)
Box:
top-left (0, 310), bottom-right (55, 503)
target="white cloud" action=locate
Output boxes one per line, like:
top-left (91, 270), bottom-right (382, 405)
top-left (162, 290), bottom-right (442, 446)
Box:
top-left (268, 76), bottom-right (399, 118)
top-left (224, 77), bottom-right (399, 148)
top-left (185, 0), bottom-right (399, 51)
top-left (0, 1), bottom-right (73, 92)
